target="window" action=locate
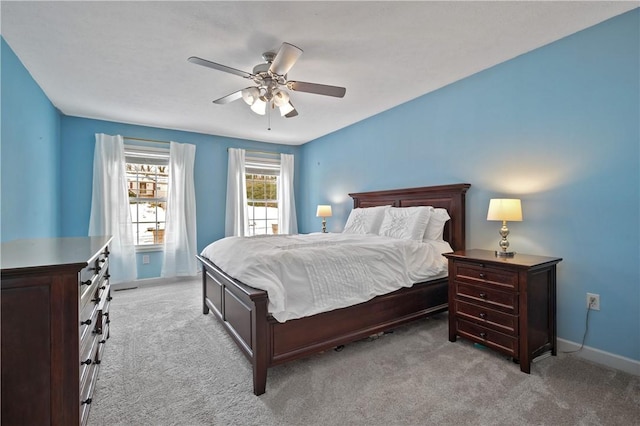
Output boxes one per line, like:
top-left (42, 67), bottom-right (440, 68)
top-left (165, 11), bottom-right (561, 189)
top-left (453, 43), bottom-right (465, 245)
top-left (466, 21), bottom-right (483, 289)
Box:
top-left (125, 145), bottom-right (170, 246)
top-left (245, 156), bottom-right (280, 236)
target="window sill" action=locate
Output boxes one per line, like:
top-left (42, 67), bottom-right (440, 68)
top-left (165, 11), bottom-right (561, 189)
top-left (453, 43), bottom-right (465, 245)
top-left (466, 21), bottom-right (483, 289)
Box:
top-left (135, 244), bottom-right (164, 253)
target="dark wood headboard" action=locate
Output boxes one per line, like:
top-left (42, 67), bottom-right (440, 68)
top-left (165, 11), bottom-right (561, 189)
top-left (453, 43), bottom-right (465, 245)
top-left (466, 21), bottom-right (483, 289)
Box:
top-left (348, 183), bottom-right (471, 252)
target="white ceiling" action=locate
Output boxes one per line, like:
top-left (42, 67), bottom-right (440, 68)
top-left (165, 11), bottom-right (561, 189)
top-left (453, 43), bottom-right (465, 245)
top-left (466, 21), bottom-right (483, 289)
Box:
top-left (2, 1), bottom-right (636, 145)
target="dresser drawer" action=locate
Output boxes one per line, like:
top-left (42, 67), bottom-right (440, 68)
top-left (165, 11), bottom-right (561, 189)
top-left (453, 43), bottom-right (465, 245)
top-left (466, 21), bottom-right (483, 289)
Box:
top-left (454, 299), bottom-right (518, 335)
top-left (79, 360), bottom-right (99, 425)
top-left (79, 302), bottom-right (98, 343)
top-left (96, 302), bottom-right (111, 336)
top-left (455, 282), bottom-right (518, 314)
top-left (79, 332), bottom-right (99, 391)
top-left (456, 318), bottom-right (518, 357)
top-left (80, 253), bottom-right (109, 308)
top-left (454, 261), bottom-right (518, 291)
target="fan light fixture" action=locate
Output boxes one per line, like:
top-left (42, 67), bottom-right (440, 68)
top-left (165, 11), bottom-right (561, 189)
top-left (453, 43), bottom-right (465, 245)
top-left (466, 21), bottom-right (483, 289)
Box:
top-left (273, 90), bottom-right (295, 116)
top-left (250, 97), bottom-right (267, 115)
top-left (241, 87), bottom-right (260, 105)
top-left (242, 87), bottom-right (294, 117)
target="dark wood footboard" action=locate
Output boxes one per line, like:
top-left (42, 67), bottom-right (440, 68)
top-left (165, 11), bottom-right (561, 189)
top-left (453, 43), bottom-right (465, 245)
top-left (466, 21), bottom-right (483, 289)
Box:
top-left (197, 254), bottom-right (269, 395)
top-left (198, 254), bottom-right (448, 395)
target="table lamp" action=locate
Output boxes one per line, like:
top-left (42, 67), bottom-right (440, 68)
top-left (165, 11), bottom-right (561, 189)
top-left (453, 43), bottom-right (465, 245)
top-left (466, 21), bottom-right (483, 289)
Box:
top-left (316, 205), bottom-right (332, 233)
top-left (487, 198), bottom-right (522, 257)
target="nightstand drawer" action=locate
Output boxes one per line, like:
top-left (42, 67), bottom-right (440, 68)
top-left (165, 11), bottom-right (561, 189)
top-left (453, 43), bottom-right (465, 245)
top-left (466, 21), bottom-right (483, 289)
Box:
top-left (455, 262), bottom-right (518, 291)
top-left (455, 282), bottom-right (518, 314)
top-left (456, 318), bottom-right (518, 357)
top-left (455, 299), bottom-right (517, 335)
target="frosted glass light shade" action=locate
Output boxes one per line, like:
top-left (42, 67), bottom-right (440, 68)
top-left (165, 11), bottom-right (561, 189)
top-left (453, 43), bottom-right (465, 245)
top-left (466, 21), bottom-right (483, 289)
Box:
top-left (273, 89), bottom-right (290, 106)
top-left (241, 87), bottom-right (260, 105)
top-left (487, 199), bottom-right (523, 222)
top-left (279, 101), bottom-right (295, 116)
top-left (250, 97), bottom-right (267, 115)
top-left (316, 205), bottom-right (332, 217)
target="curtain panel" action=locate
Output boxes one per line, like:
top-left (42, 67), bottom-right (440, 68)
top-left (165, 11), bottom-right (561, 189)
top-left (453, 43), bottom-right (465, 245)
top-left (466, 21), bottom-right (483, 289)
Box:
top-left (162, 142), bottom-right (198, 277)
top-left (88, 133), bottom-right (137, 283)
top-left (278, 153), bottom-right (298, 234)
top-left (225, 148), bottom-right (248, 237)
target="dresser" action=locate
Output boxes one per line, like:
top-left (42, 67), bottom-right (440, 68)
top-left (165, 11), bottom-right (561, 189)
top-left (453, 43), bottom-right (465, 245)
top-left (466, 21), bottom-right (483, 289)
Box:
top-left (1, 236), bottom-right (113, 425)
top-left (443, 249), bottom-right (562, 373)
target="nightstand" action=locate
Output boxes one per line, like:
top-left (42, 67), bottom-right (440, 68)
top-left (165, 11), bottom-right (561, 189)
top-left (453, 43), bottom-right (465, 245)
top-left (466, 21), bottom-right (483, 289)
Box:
top-left (443, 249), bottom-right (562, 373)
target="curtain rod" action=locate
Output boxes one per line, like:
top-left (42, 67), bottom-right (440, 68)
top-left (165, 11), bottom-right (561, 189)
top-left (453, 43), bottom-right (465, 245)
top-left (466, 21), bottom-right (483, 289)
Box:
top-left (124, 136), bottom-right (171, 145)
top-left (227, 147), bottom-right (281, 156)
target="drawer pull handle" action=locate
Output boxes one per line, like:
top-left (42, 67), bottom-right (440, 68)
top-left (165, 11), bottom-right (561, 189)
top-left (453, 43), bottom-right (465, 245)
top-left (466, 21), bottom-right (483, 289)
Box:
top-left (80, 319), bottom-right (92, 326)
top-left (479, 332), bottom-right (487, 339)
top-left (479, 293), bottom-right (487, 299)
top-left (92, 297), bottom-right (101, 303)
top-left (95, 359), bottom-right (102, 365)
top-left (104, 248), bottom-right (110, 256)
top-left (99, 259), bottom-right (106, 264)
top-left (81, 398), bottom-right (92, 405)
top-left (105, 319), bottom-right (111, 325)
top-left (81, 358), bottom-right (92, 366)
top-left (107, 296), bottom-right (113, 302)
top-left (479, 312), bottom-right (487, 319)
top-left (92, 328), bottom-right (101, 335)
top-left (99, 339), bottom-right (107, 344)
top-left (479, 273), bottom-right (486, 278)
top-left (100, 285), bottom-right (106, 290)
top-left (81, 280), bottom-right (92, 286)
top-left (105, 273), bottom-right (111, 279)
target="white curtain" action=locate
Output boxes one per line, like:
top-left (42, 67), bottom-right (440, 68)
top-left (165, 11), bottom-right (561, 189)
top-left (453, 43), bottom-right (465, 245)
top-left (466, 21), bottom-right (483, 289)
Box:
top-left (89, 133), bottom-right (137, 283)
top-left (162, 142), bottom-right (198, 277)
top-left (225, 148), bottom-right (248, 237)
top-left (278, 153), bottom-right (298, 234)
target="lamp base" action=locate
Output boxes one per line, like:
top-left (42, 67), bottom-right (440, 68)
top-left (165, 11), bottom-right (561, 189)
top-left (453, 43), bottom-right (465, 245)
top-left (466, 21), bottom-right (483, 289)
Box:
top-left (495, 250), bottom-right (516, 258)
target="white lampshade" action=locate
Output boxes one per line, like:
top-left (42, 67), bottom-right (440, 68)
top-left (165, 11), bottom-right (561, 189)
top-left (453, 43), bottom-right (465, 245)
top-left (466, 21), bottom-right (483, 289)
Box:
top-left (316, 205), bottom-right (332, 218)
top-left (241, 87), bottom-right (260, 106)
top-left (487, 199), bottom-right (523, 222)
top-left (279, 101), bottom-right (295, 116)
top-left (272, 89), bottom-right (290, 107)
top-left (250, 97), bottom-right (267, 115)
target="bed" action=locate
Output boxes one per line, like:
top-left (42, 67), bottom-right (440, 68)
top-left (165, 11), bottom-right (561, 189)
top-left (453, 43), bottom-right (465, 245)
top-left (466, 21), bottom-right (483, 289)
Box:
top-left (196, 183), bottom-right (470, 395)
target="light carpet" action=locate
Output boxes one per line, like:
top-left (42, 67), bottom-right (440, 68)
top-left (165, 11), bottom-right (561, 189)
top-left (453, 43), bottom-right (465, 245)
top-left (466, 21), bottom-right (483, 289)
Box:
top-left (88, 277), bottom-right (639, 425)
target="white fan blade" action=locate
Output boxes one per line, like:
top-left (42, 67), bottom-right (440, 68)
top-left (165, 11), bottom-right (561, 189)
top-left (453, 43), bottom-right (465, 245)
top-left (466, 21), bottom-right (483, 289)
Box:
top-left (188, 57), bottom-right (252, 79)
top-left (287, 81), bottom-right (346, 98)
top-left (213, 89), bottom-right (250, 104)
top-left (269, 43), bottom-right (303, 76)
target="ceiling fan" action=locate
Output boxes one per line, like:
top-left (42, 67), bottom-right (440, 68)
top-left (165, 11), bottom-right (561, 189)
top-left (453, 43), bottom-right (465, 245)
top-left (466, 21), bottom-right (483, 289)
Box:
top-left (188, 42), bottom-right (346, 119)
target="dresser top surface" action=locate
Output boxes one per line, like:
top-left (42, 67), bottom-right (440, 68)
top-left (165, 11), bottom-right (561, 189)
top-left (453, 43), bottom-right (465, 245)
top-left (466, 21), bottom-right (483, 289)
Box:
top-left (1, 236), bottom-right (112, 272)
top-left (443, 249), bottom-right (562, 268)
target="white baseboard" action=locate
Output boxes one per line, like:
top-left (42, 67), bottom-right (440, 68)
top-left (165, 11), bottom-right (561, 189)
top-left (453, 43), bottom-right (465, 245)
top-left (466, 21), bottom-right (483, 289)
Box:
top-left (558, 338), bottom-right (640, 376)
top-left (111, 273), bottom-right (200, 291)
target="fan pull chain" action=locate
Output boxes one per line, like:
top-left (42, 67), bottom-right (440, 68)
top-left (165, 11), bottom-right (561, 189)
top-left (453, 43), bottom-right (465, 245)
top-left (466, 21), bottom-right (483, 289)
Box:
top-left (267, 101), bottom-right (272, 131)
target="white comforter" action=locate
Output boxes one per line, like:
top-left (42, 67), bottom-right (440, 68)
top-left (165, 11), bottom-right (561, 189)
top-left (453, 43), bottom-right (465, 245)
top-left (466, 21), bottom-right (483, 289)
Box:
top-left (200, 233), bottom-right (451, 322)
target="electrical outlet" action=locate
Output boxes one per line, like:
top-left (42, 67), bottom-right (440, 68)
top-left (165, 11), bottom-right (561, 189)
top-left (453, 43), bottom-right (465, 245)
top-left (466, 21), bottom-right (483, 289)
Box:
top-left (587, 293), bottom-right (600, 310)
top-left (142, 255), bottom-right (150, 264)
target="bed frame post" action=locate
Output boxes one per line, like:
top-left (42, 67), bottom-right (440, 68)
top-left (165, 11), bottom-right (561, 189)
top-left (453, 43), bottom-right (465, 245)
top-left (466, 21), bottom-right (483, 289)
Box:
top-left (251, 293), bottom-right (269, 396)
top-left (202, 269), bottom-right (210, 315)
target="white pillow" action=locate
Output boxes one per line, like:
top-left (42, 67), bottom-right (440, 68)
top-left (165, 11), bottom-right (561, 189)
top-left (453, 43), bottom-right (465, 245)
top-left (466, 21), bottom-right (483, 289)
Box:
top-left (378, 207), bottom-right (432, 241)
top-left (423, 208), bottom-right (450, 241)
top-left (342, 205), bottom-right (389, 235)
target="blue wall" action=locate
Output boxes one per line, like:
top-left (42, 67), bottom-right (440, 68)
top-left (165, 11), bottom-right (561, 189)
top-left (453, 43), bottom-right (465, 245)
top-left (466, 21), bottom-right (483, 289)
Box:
top-left (299, 10), bottom-right (639, 361)
top-left (1, 38), bottom-right (62, 241)
top-left (60, 116), bottom-right (300, 276)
